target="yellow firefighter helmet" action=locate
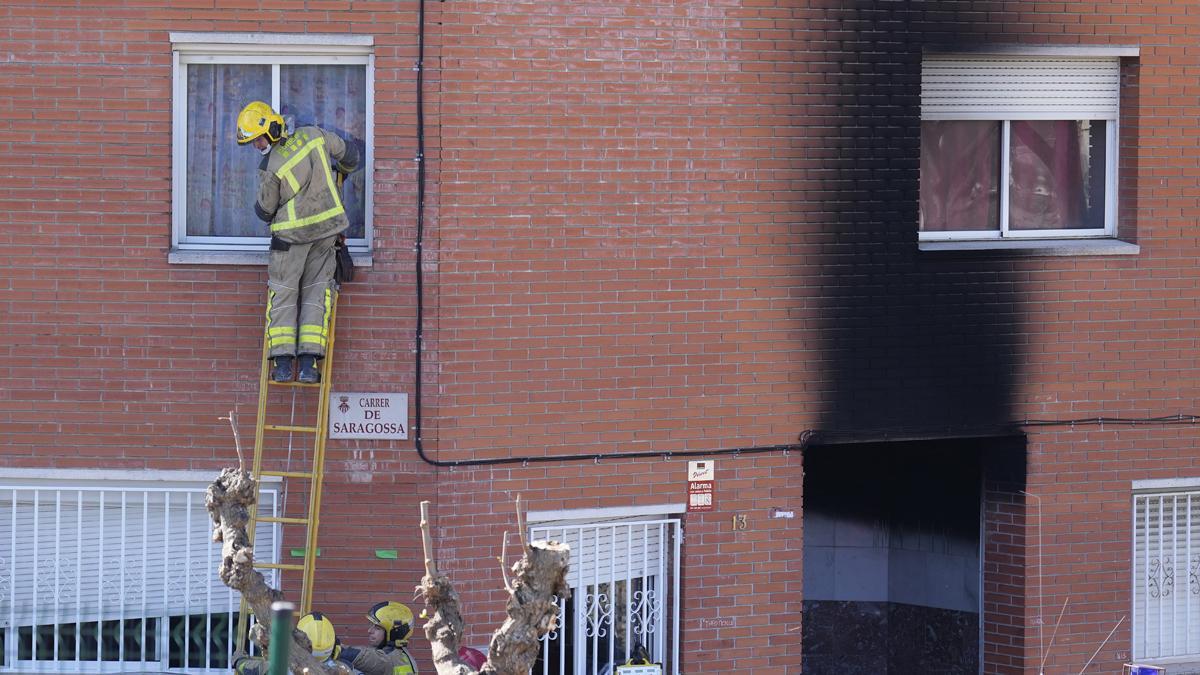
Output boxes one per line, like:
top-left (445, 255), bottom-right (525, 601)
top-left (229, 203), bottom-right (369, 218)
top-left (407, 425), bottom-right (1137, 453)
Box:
top-left (297, 611), bottom-right (337, 659)
top-left (235, 101), bottom-right (285, 145)
top-left (366, 601), bottom-right (413, 647)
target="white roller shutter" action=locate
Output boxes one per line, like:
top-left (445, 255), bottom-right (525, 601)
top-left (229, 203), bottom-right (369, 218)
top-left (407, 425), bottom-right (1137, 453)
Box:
top-left (532, 520), bottom-right (668, 590)
top-left (922, 55), bottom-right (1121, 120)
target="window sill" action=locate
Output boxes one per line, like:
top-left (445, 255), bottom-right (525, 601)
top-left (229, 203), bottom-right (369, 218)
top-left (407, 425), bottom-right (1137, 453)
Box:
top-left (1130, 657), bottom-right (1200, 674)
top-left (0, 466), bottom-right (281, 485)
top-left (168, 249), bottom-right (373, 267)
top-left (919, 239), bottom-right (1139, 257)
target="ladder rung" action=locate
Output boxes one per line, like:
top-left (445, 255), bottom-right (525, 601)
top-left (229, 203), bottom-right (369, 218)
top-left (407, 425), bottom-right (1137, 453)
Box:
top-left (263, 423), bottom-right (319, 433)
top-left (257, 562), bottom-right (306, 571)
top-left (260, 470), bottom-right (315, 479)
top-left (256, 516), bottom-right (310, 525)
top-left (268, 380), bottom-right (321, 388)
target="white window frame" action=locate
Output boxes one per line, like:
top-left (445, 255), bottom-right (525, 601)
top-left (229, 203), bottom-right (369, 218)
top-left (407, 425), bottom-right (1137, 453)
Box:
top-left (919, 47), bottom-right (1137, 246)
top-left (0, 468), bottom-right (280, 674)
top-left (529, 504), bottom-right (683, 675)
top-left (169, 33), bottom-right (375, 264)
top-left (1132, 478), bottom-right (1200, 667)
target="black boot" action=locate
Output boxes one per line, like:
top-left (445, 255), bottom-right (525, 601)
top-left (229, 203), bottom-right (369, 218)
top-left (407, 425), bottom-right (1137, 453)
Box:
top-left (270, 355), bottom-right (295, 382)
top-left (297, 354), bottom-right (321, 384)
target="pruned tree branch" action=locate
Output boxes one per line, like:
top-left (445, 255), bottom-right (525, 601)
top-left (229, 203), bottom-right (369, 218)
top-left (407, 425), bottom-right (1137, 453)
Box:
top-left (218, 410), bottom-right (245, 471)
top-left (417, 498), bottom-right (571, 675)
top-left (206, 467), bottom-right (332, 675)
top-left (497, 531), bottom-right (512, 593)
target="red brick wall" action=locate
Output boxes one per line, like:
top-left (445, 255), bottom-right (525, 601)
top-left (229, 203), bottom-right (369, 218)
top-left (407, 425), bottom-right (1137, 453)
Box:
top-left (0, 0), bottom-right (433, 656)
top-left (429, 1), bottom-right (806, 670)
top-left (6, 0), bottom-right (1200, 673)
top-left (984, 472), bottom-right (1028, 671)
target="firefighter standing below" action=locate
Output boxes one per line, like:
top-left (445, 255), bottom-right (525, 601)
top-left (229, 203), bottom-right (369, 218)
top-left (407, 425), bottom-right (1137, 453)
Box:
top-left (236, 101), bottom-right (359, 384)
top-left (336, 601), bottom-right (420, 675)
top-left (232, 611), bottom-right (362, 675)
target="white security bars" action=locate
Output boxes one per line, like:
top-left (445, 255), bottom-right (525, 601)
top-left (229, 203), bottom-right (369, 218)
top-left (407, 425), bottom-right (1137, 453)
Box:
top-left (531, 518), bottom-right (681, 675)
top-left (0, 479), bottom-right (278, 673)
top-left (1133, 491), bottom-right (1200, 661)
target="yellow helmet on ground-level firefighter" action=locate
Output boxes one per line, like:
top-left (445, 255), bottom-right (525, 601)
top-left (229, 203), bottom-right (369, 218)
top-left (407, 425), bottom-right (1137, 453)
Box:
top-left (298, 611), bottom-right (338, 659)
top-left (236, 101), bottom-right (286, 145)
top-left (366, 601), bottom-right (413, 647)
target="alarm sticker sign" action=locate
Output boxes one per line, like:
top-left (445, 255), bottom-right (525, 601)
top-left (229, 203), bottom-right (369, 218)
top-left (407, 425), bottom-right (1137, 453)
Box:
top-left (687, 460), bottom-right (715, 512)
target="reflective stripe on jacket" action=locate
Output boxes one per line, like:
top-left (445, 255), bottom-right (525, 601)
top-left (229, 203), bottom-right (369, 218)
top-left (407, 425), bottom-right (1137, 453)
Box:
top-left (343, 644), bottom-right (418, 675)
top-left (234, 654), bottom-right (359, 675)
top-left (256, 125), bottom-right (360, 244)
top-left (233, 655), bottom-right (276, 675)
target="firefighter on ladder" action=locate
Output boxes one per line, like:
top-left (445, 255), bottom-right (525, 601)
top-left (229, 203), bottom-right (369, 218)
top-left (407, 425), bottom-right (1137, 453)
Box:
top-left (236, 101), bottom-right (359, 384)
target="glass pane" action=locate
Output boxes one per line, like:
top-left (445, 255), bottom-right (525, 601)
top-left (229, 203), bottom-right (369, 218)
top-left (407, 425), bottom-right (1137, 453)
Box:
top-left (1009, 120), bottom-right (1106, 231)
top-left (186, 64), bottom-right (271, 238)
top-left (281, 65), bottom-right (368, 239)
top-left (919, 121), bottom-right (1000, 232)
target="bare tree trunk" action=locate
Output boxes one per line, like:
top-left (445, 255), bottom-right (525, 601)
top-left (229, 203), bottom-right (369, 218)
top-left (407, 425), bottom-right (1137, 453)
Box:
top-left (417, 500), bottom-right (571, 675)
top-left (480, 541), bottom-right (571, 675)
top-left (206, 467), bottom-right (333, 675)
top-left (419, 571), bottom-right (476, 675)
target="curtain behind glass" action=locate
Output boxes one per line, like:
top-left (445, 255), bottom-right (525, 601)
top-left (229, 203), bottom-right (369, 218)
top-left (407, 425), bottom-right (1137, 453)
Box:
top-left (1009, 120), bottom-right (1104, 230)
top-left (186, 65), bottom-right (271, 238)
top-left (919, 121), bottom-right (1000, 232)
top-left (281, 65), bottom-right (368, 239)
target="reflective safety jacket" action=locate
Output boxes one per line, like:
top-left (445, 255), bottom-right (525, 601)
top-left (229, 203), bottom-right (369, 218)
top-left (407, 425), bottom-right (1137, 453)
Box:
top-left (338, 644), bottom-right (418, 675)
top-left (256, 125), bottom-right (360, 244)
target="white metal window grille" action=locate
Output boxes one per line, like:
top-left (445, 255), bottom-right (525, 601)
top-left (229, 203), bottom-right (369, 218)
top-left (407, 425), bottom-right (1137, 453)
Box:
top-left (170, 33), bottom-right (375, 257)
top-left (0, 482), bottom-right (278, 673)
top-left (1133, 491), bottom-right (1200, 660)
top-left (531, 518), bottom-right (681, 675)
top-left (920, 54), bottom-right (1121, 240)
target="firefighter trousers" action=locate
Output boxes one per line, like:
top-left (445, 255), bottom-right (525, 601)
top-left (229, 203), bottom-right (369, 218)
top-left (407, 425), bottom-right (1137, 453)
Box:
top-left (266, 235), bottom-right (336, 359)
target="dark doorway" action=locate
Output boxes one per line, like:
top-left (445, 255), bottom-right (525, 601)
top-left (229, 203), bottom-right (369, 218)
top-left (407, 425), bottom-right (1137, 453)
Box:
top-left (802, 439), bottom-right (991, 674)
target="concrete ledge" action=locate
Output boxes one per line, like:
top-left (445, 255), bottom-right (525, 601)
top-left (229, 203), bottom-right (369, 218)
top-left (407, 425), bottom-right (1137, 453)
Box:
top-left (528, 503), bottom-right (686, 524)
top-left (1132, 658), bottom-right (1200, 675)
top-left (170, 32), bottom-right (374, 47)
top-left (169, 249), bottom-right (373, 267)
top-left (0, 467), bottom-right (282, 485)
top-left (924, 44), bottom-right (1140, 58)
top-left (919, 239), bottom-right (1140, 257)
top-left (1133, 477), bottom-right (1200, 492)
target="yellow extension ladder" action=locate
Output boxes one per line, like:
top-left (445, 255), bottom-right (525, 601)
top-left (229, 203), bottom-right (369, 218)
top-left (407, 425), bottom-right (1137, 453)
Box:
top-left (235, 290), bottom-right (339, 652)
